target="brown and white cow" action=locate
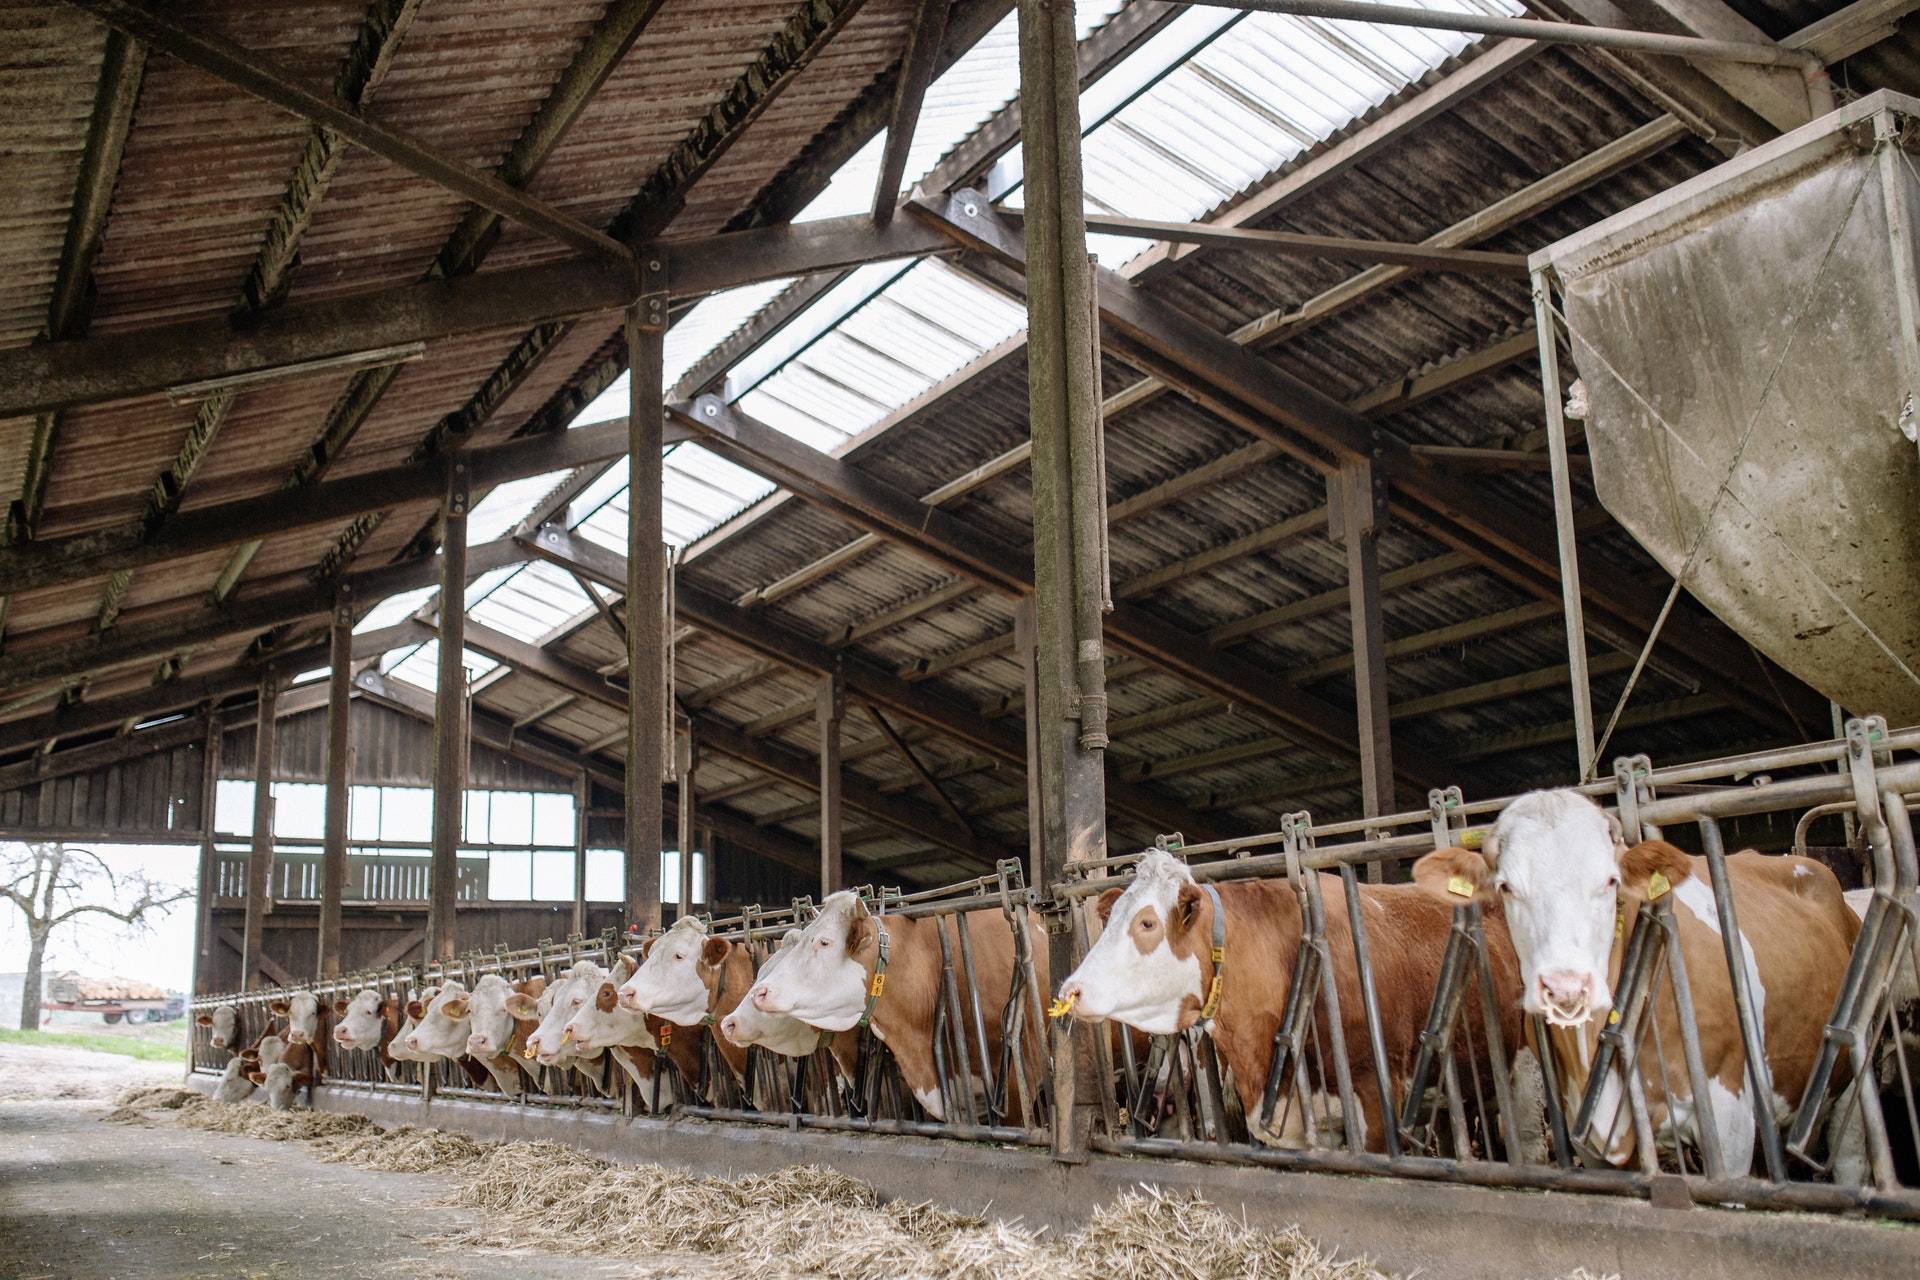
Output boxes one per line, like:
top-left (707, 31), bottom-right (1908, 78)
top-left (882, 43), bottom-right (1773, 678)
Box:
top-left (1416, 788), bottom-right (1858, 1173)
top-left (332, 988), bottom-right (407, 1081)
top-left (616, 917), bottom-right (764, 1094)
top-left (749, 891), bottom-right (1047, 1121)
top-left (265, 991), bottom-right (327, 1082)
top-left (461, 973), bottom-right (547, 1096)
top-left (195, 1003), bottom-right (242, 1053)
top-left (539, 956), bottom-right (674, 1105)
top-left (1057, 848), bottom-right (1526, 1151)
top-left (511, 961), bottom-right (628, 1098)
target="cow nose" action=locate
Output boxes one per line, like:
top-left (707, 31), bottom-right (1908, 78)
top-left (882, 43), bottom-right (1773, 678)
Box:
top-left (405, 1034), bottom-right (420, 1051)
top-left (751, 986), bottom-right (772, 1011)
top-left (719, 1016), bottom-right (738, 1038)
top-left (1537, 970), bottom-right (1593, 1022)
top-left (617, 987), bottom-right (640, 1010)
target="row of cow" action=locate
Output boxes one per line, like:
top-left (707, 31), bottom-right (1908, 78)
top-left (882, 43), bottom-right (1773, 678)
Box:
top-left (198, 788), bottom-right (1917, 1190)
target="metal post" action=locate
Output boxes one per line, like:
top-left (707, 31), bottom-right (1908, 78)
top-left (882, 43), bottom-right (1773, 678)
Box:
top-left (1332, 457), bottom-right (1393, 877)
top-left (241, 671), bottom-right (277, 990)
top-left (625, 272), bottom-right (668, 934)
top-left (571, 771), bottom-right (589, 936)
top-left (817, 673), bottom-right (843, 897)
top-left (318, 582), bottom-right (352, 976)
top-left (677, 726), bottom-right (697, 916)
top-left (1018, 0), bottom-right (1108, 1165)
top-left (428, 464), bottom-right (468, 963)
top-left (191, 710), bottom-right (221, 995)
top-left (1531, 265), bottom-right (1597, 780)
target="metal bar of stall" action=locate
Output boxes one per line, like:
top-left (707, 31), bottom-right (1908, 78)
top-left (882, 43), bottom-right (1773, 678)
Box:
top-left (1339, 862), bottom-right (1401, 1157)
top-left (1697, 816), bottom-right (1788, 1181)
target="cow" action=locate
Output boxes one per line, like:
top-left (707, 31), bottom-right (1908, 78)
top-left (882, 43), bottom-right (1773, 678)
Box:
top-left (401, 981), bottom-right (519, 1094)
top-left (195, 1003), bottom-right (241, 1052)
top-left (1415, 788), bottom-right (1859, 1174)
top-left (1056, 848), bottom-right (1527, 1152)
top-left (529, 957), bottom-right (671, 1104)
top-left (331, 989), bottom-right (407, 1081)
top-left (212, 1056), bottom-right (256, 1104)
top-left (616, 917), bottom-right (763, 1092)
top-left (458, 974), bottom-right (547, 1096)
top-left (719, 931), bottom-right (864, 1110)
top-left (505, 963), bottom-right (623, 1098)
top-left (264, 992), bottom-right (327, 1082)
top-left (748, 890), bottom-right (1047, 1121)
top-left (253, 1061), bottom-right (309, 1110)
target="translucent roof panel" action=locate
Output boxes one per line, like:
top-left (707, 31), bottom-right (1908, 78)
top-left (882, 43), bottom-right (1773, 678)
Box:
top-left (468, 560), bottom-right (593, 644)
top-left (384, 640), bottom-right (499, 690)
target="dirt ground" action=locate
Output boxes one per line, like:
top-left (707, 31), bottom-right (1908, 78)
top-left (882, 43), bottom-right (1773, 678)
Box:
top-left (0, 1041), bottom-right (705, 1279)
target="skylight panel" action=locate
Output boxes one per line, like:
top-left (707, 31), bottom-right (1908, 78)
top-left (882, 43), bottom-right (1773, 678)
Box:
top-left (385, 639), bottom-right (499, 691)
top-left (468, 561), bottom-right (591, 644)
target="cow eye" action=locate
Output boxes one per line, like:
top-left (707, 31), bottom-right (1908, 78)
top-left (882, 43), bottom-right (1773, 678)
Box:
top-left (1604, 875), bottom-right (1620, 892)
top-left (1498, 882), bottom-right (1515, 897)
top-left (817, 937), bottom-right (832, 949)
top-left (1138, 917), bottom-right (1156, 931)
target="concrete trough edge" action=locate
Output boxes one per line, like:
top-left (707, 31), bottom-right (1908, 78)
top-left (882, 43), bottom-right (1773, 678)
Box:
top-left (245, 1081), bottom-right (1919, 1280)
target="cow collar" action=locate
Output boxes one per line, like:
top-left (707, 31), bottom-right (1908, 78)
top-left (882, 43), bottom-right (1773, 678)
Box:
top-left (1197, 882), bottom-right (1226, 1023)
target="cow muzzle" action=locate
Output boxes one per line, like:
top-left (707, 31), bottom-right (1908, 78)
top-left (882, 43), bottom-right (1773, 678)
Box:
top-left (1536, 970), bottom-right (1597, 1027)
top-left (617, 987), bottom-right (641, 1011)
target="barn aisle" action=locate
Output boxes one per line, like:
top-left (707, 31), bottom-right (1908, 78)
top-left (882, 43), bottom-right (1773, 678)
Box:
top-left (0, 1041), bottom-right (670, 1279)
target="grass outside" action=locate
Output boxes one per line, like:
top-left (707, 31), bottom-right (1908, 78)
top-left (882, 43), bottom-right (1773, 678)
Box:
top-left (0, 1021), bottom-right (187, 1063)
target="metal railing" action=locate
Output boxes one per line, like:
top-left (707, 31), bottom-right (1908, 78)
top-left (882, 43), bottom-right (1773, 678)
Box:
top-left (189, 720), bottom-right (1920, 1221)
top-left (212, 850), bottom-right (487, 902)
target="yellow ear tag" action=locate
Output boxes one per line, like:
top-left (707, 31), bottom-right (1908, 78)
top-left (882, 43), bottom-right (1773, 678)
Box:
top-left (1460, 829), bottom-right (1485, 851)
top-left (1608, 1009), bottom-right (1621, 1026)
top-left (1047, 991), bottom-right (1078, 1019)
top-left (1614, 906), bottom-right (1624, 941)
top-left (1446, 875), bottom-right (1474, 899)
top-left (869, 973), bottom-right (886, 998)
top-left (559, 1027), bottom-right (571, 1045)
top-left (1648, 870), bottom-right (1671, 900)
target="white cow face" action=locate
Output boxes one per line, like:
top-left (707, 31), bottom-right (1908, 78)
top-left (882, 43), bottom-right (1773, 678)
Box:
top-left (1481, 789), bottom-right (1626, 1025)
top-left (464, 974), bottom-right (535, 1060)
top-left (523, 964), bottom-right (605, 1065)
top-left (749, 892), bottom-right (876, 1032)
top-left (197, 1004), bottom-right (239, 1050)
top-left (404, 982), bottom-right (473, 1060)
top-left (282, 991), bottom-right (321, 1046)
top-left (561, 957), bottom-right (649, 1054)
top-left (386, 988), bottom-right (439, 1064)
top-left (721, 932), bottom-right (823, 1057)
top-left (1056, 850), bottom-right (1208, 1036)
top-left (260, 1062), bottom-right (302, 1110)
top-left (214, 1057), bottom-right (255, 1104)
top-left (620, 917), bottom-right (727, 1025)
top-left (331, 990), bottom-right (385, 1051)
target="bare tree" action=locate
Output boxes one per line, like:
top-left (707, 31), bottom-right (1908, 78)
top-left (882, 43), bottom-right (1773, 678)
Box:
top-left (2, 843), bottom-right (191, 1031)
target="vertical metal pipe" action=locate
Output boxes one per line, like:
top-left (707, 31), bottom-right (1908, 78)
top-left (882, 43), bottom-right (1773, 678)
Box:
top-left (1531, 265), bottom-right (1596, 780)
top-left (953, 912), bottom-right (999, 1121)
top-left (626, 276), bottom-right (667, 934)
top-left (429, 465), bottom-right (468, 963)
top-left (1017, 0), bottom-right (1108, 1166)
top-left (676, 729), bottom-right (696, 916)
top-left (1696, 816), bottom-right (1786, 1180)
top-left (318, 582), bottom-right (353, 976)
top-left (816, 674), bottom-right (842, 897)
top-left (1333, 459), bottom-right (1393, 875)
top-left (571, 771), bottom-right (589, 938)
top-left (191, 710), bottom-right (221, 995)
top-left (1339, 863), bottom-right (1400, 1155)
top-left (241, 671), bottom-right (277, 989)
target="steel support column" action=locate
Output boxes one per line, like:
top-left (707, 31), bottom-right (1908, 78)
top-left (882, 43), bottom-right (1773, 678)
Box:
top-left (241, 673), bottom-right (277, 990)
top-left (191, 710), bottom-right (221, 995)
top-left (817, 671), bottom-right (844, 896)
top-left (676, 726), bottom-right (697, 917)
top-left (428, 468), bottom-right (469, 962)
top-left (1531, 266), bottom-right (1597, 780)
top-left (572, 771), bottom-right (590, 937)
top-left (1018, 0), bottom-right (1106, 1165)
top-left (625, 280), bottom-right (667, 932)
top-left (317, 584), bottom-right (352, 975)
top-left (1332, 458), bottom-right (1394, 871)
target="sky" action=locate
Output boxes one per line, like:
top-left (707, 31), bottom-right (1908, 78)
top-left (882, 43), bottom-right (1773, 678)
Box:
top-left (0, 842), bottom-right (197, 993)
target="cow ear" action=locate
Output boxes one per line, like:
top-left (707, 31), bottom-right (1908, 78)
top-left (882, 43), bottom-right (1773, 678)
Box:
top-left (1412, 847), bottom-right (1494, 902)
top-left (332, 999), bottom-right (350, 1016)
top-left (701, 937), bottom-right (730, 968)
top-left (521, 975), bottom-right (547, 999)
top-left (195, 1013), bottom-right (212, 1026)
top-left (778, 928), bottom-right (803, 951)
top-left (247, 1071), bottom-right (265, 1085)
top-left (612, 955), bottom-right (635, 983)
top-left (1620, 839), bottom-right (1692, 898)
top-left (1172, 883), bottom-right (1205, 934)
top-left (268, 997), bottom-right (290, 1014)
top-left (1093, 886), bottom-right (1125, 926)
top-left (502, 993), bottom-right (538, 1020)
top-left (596, 982), bottom-right (618, 1013)
top-left (846, 911), bottom-right (875, 956)
top-left (639, 937), bottom-right (656, 961)
top-left (405, 1000), bottom-right (425, 1020)
top-left (442, 996), bottom-right (471, 1020)
top-left (1606, 810), bottom-right (1628, 854)
top-left (293, 1073), bottom-right (312, 1088)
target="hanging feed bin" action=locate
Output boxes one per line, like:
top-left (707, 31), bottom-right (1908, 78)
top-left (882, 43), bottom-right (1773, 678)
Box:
top-left (1535, 89), bottom-right (1920, 725)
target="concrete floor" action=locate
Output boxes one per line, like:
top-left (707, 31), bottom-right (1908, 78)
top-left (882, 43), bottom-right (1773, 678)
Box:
top-left (0, 1041), bottom-right (693, 1280)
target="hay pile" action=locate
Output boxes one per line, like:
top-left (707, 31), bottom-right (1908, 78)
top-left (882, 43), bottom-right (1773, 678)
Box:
top-left (183, 1099), bottom-right (375, 1142)
top-left (435, 1144), bottom-right (1393, 1280)
top-left (101, 1085), bottom-right (205, 1124)
top-left (315, 1124), bottom-right (492, 1172)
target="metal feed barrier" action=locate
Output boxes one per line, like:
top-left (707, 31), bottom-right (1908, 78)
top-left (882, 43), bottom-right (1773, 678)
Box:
top-left (191, 719), bottom-right (1920, 1222)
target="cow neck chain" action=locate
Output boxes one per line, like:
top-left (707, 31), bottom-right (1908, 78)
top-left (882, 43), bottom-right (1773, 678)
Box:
top-left (821, 919), bottom-right (891, 1050)
top-left (1199, 882), bottom-right (1226, 1023)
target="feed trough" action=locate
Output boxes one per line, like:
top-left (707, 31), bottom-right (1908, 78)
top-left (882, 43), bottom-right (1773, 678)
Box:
top-left (1535, 89), bottom-right (1920, 723)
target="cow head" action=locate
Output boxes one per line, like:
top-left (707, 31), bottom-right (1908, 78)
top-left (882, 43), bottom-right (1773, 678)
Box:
top-left (749, 891), bottom-right (878, 1032)
top-left (720, 931), bottom-right (825, 1057)
top-left (1416, 789), bottom-right (1689, 1027)
top-left (385, 987), bottom-right (439, 1064)
top-left (254, 1033), bottom-right (287, 1072)
top-left (1055, 850), bottom-right (1211, 1036)
top-left (214, 1057), bottom-right (256, 1104)
top-left (464, 973), bottom-right (544, 1060)
top-left (331, 989), bottom-right (385, 1051)
top-left (619, 916), bottom-right (731, 1025)
top-left (523, 965), bottom-right (609, 1065)
top-left (198, 1004), bottom-right (239, 1050)
top-left (560, 956), bottom-right (649, 1054)
top-left (404, 981), bottom-right (473, 1059)
top-left (281, 991), bottom-right (321, 1046)
top-left (259, 1061), bottom-right (309, 1110)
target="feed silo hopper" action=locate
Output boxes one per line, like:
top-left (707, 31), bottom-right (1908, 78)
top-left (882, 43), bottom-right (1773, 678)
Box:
top-left (1533, 89), bottom-right (1920, 726)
